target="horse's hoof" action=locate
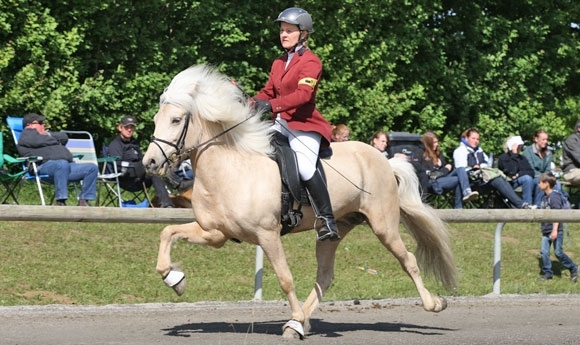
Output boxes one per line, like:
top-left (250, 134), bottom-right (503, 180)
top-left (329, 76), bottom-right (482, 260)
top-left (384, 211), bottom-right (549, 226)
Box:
top-left (172, 277), bottom-right (187, 296)
top-left (282, 320), bottom-right (304, 339)
top-left (430, 295), bottom-right (448, 312)
top-left (438, 296), bottom-right (448, 312)
top-left (162, 270), bottom-right (186, 296)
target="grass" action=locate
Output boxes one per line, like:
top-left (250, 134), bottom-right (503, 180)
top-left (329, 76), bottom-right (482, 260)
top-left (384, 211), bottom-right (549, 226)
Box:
top-left (1, 216), bottom-right (580, 306)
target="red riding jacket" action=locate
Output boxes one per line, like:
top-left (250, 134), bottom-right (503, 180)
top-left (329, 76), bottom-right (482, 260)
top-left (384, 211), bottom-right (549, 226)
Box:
top-left (255, 47), bottom-right (332, 148)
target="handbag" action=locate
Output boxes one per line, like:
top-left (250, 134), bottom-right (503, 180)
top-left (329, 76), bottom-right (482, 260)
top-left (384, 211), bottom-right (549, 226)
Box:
top-left (480, 166), bottom-right (506, 183)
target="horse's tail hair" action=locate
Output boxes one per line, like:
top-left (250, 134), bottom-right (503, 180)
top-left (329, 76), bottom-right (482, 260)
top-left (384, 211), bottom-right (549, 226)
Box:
top-left (389, 157), bottom-right (458, 291)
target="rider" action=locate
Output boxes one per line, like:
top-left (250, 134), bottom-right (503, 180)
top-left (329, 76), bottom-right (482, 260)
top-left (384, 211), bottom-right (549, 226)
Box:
top-left (252, 7), bottom-right (340, 241)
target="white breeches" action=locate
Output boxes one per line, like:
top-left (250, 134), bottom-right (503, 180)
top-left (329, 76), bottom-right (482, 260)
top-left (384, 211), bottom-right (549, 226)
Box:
top-left (273, 116), bottom-right (321, 181)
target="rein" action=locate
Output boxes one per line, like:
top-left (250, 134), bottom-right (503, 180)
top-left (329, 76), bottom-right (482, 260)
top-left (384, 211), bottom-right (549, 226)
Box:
top-left (149, 110), bottom-right (254, 167)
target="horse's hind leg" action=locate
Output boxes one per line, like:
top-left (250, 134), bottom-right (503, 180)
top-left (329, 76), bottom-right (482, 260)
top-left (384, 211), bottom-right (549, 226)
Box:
top-left (374, 220), bottom-right (447, 312)
top-left (301, 221), bottom-right (357, 333)
top-left (156, 222), bottom-right (228, 296)
top-left (300, 239), bottom-right (341, 333)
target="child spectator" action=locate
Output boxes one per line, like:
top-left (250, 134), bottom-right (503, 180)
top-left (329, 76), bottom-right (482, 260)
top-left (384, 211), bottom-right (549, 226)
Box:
top-left (537, 172), bottom-right (578, 282)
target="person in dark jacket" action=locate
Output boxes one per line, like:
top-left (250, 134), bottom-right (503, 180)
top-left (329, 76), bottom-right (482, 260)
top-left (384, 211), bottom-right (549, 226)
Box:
top-left (414, 131), bottom-right (477, 208)
top-left (498, 135), bottom-right (537, 206)
top-left (537, 172), bottom-right (578, 282)
top-left (107, 115), bottom-right (174, 208)
top-left (17, 113), bottom-right (98, 206)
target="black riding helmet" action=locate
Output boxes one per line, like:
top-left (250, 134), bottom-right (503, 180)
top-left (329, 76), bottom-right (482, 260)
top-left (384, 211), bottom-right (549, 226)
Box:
top-left (275, 7), bottom-right (313, 49)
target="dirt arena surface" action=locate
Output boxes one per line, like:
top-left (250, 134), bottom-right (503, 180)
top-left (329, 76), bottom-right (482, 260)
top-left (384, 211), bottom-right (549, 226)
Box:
top-left (1, 294), bottom-right (579, 344)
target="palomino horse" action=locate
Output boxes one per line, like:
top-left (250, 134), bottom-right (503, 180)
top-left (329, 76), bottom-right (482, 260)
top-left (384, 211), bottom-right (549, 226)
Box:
top-left (143, 65), bottom-right (457, 339)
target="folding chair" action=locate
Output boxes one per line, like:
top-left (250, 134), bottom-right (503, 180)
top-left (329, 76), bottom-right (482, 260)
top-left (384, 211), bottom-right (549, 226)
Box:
top-left (6, 116), bottom-right (53, 205)
top-left (99, 142), bottom-right (151, 208)
top-left (61, 131), bottom-right (124, 207)
top-left (0, 134), bottom-right (28, 204)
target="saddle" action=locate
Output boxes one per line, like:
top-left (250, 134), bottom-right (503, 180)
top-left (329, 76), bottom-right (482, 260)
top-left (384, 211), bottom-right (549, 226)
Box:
top-left (270, 132), bottom-right (331, 236)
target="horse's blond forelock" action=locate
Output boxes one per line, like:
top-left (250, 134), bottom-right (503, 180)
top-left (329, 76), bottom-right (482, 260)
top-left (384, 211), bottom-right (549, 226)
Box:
top-left (160, 65), bottom-right (273, 155)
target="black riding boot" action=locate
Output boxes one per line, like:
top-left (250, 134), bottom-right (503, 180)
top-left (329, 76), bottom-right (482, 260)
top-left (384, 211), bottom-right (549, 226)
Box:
top-left (304, 171), bottom-right (341, 241)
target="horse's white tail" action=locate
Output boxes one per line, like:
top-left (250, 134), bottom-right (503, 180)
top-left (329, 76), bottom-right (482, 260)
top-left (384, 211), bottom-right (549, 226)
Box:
top-left (389, 157), bottom-right (458, 291)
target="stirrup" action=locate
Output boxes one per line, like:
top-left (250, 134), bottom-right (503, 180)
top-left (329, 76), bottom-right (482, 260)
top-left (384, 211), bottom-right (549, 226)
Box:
top-left (316, 226), bottom-right (340, 242)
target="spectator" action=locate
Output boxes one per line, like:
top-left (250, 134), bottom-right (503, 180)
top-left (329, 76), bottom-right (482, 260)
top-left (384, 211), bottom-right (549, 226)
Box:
top-left (522, 129), bottom-right (557, 206)
top-left (453, 128), bottom-right (532, 209)
top-left (369, 130), bottom-right (406, 159)
top-left (537, 172), bottom-right (578, 282)
top-left (414, 131), bottom-right (477, 208)
top-left (108, 115), bottom-right (174, 208)
top-left (331, 124), bottom-right (350, 142)
top-left (251, 7), bottom-right (339, 241)
top-left (17, 113), bottom-right (98, 206)
top-left (165, 159), bottom-right (195, 194)
top-left (562, 119), bottom-right (580, 185)
top-left (498, 135), bottom-right (536, 205)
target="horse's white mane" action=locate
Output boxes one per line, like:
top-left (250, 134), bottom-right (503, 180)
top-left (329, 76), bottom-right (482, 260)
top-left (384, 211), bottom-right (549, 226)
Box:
top-left (160, 64), bottom-right (274, 155)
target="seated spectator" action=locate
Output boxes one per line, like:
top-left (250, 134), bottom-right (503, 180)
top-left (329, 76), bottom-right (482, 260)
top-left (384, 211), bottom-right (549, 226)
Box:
top-left (414, 131), bottom-right (477, 208)
top-left (562, 120), bottom-right (580, 185)
top-left (331, 124), bottom-right (350, 142)
top-left (107, 115), bottom-right (174, 208)
top-left (369, 130), bottom-right (406, 159)
top-left (453, 128), bottom-right (531, 209)
top-left (522, 129), bottom-right (559, 206)
top-left (17, 113), bottom-right (98, 206)
top-left (498, 135), bottom-right (536, 206)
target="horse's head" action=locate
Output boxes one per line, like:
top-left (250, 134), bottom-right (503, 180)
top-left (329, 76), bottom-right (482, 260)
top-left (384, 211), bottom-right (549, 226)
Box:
top-left (143, 64), bottom-right (274, 176)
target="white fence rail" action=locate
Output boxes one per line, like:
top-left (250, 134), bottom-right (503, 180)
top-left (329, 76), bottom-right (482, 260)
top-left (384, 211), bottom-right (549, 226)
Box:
top-left (2, 205), bottom-right (578, 296)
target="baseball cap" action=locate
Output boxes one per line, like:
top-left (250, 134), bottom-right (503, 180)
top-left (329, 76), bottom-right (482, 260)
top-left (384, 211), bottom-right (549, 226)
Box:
top-left (120, 115), bottom-right (138, 126)
top-left (23, 113), bottom-right (46, 126)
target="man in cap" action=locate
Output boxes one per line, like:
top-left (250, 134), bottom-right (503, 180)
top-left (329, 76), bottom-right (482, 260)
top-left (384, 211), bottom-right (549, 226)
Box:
top-left (17, 113), bottom-right (98, 206)
top-left (107, 115), bottom-right (174, 208)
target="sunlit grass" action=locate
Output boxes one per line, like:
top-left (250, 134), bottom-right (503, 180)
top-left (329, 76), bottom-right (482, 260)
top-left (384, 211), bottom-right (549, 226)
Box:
top-left (1, 216), bottom-right (579, 306)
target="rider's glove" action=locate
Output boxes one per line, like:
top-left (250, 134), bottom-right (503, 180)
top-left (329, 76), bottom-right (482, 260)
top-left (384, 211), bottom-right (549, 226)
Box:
top-left (252, 97), bottom-right (272, 114)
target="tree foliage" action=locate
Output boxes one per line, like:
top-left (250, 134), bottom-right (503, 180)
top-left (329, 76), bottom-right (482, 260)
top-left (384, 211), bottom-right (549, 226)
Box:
top-left (1, 0), bottom-right (579, 159)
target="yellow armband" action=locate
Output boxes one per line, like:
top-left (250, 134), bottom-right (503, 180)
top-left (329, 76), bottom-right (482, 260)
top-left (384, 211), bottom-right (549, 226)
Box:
top-left (298, 78), bottom-right (317, 89)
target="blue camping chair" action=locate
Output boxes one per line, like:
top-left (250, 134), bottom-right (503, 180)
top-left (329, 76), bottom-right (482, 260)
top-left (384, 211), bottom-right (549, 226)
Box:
top-left (6, 116), bottom-right (54, 205)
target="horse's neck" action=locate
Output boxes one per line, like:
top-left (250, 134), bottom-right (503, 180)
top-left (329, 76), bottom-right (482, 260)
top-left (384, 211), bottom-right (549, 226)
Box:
top-left (190, 146), bottom-right (276, 185)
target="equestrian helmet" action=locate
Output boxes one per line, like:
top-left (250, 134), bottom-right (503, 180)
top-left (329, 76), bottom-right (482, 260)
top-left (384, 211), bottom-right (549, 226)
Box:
top-left (275, 7), bottom-right (313, 32)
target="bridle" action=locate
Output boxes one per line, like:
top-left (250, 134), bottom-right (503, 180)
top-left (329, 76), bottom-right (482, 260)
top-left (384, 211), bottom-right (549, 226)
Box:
top-left (148, 109), bottom-right (254, 169)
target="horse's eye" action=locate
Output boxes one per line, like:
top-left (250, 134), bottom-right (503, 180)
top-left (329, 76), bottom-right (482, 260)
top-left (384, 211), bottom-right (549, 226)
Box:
top-left (172, 117), bottom-right (181, 124)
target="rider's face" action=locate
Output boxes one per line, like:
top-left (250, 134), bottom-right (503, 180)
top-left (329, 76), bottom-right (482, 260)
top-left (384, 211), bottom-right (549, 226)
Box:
top-left (279, 22), bottom-right (302, 50)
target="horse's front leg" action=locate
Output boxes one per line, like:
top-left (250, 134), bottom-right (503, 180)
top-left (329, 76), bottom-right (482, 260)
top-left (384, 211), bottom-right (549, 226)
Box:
top-left (258, 232), bottom-right (305, 339)
top-left (157, 222), bottom-right (228, 296)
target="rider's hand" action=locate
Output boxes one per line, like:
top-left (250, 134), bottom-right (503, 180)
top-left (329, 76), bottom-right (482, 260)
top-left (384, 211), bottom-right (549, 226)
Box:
top-left (252, 97), bottom-right (272, 114)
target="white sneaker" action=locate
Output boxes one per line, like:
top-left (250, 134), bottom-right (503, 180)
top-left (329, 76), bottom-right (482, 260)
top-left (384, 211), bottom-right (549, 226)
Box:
top-left (462, 191), bottom-right (479, 202)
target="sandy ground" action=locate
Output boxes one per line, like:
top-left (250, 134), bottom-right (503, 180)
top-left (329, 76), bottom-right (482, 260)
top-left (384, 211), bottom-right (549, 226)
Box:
top-left (1, 294), bottom-right (579, 345)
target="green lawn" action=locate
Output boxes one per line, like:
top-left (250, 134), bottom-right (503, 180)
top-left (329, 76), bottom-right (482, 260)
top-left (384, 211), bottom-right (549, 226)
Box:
top-left (1, 217), bottom-right (579, 306)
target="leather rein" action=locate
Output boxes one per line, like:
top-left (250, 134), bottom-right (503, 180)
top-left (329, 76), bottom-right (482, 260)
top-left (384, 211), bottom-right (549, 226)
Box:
top-left (148, 110), bottom-right (254, 168)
